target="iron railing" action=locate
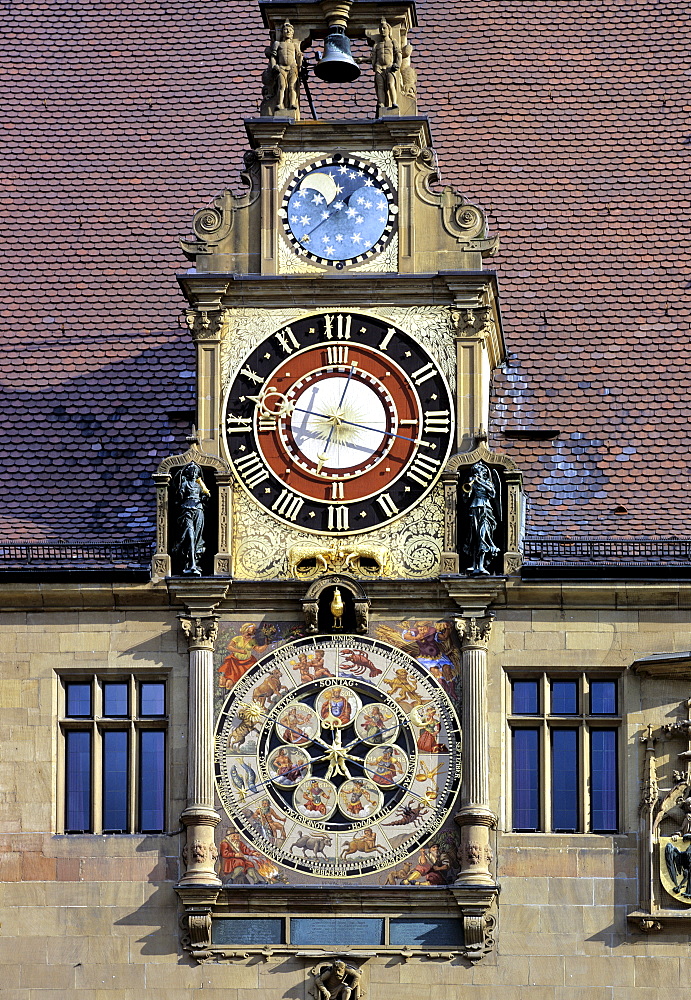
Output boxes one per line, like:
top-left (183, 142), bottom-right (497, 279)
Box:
top-left (0, 539), bottom-right (153, 570)
top-left (524, 537), bottom-right (691, 566)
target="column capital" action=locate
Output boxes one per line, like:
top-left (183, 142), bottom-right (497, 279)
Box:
top-left (454, 613), bottom-right (495, 650)
top-left (179, 614), bottom-right (219, 651)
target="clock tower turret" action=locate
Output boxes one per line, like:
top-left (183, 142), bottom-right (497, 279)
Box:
top-left (164, 0), bottom-right (522, 966)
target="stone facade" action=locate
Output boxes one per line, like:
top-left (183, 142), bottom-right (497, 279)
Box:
top-left (2, 580), bottom-right (690, 996)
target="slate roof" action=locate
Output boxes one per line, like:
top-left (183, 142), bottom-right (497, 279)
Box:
top-left (2, 0), bottom-right (689, 552)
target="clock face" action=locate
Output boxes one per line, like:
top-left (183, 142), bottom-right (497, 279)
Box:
top-left (280, 155), bottom-right (397, 267)
top-left (223, 312), bottom-right (454, 534)
top-left (215, 636), bottom-right (461, 881)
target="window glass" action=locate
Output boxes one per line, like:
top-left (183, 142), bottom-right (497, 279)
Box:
top-left (551, 680), bottom-right (578, 715)
top-left (140, 682), bottom-right (165, 717)
top-left (551, 729), bottom-right (578, 831)
top-left (139, 730), bottom-right (165, 832)
top-left (66, 683), bottom-right (92, 718)
top-left (590, 680), bottom-right (617, 716)
top-left (65, 730), bottom-right (92, 831)
top-left (512, 728), bottom-right (539, 830)
top-left (591, 729), bottom-right (618, 831)
top-left (103, 683), bottom-right (129, 717)
top-left (512, 680), bottom-right (539, 715)
top-left (102, 731), bottom-right (129, 832)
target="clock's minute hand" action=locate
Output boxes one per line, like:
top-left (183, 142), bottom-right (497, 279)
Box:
top-left (316, 361), bottom-right (357, 473)
top-left (291, 406), bottom-right (435, 452)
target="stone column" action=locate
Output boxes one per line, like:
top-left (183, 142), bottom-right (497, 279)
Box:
top-left (178, 614), bottom-right (222, 887)
top-left (454, 613), bottom-right (497, 885)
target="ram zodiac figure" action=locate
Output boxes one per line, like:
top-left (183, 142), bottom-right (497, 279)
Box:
top-left (288, 541), bottom-right (346, 578)
top-left (344, 543), bottom-right (389, 577)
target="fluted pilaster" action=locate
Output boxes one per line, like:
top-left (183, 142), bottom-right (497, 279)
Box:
top-left (454, 613), bottom-right (497, 885)
top-left (178, 614), bottom-right (222, 887)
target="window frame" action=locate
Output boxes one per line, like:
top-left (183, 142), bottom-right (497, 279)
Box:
top-left (506, 671), bottom-right (621, 834)
top-left (58, 674), bottom-right (168, 835)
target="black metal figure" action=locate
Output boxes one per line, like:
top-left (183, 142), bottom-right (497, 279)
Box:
top-left (173, 462), bottom-right (210, 576)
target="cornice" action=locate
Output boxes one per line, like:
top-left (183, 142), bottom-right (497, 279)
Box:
top-left (245, 116), bottom-right (432, 152)
top-left (177, 270), bottom-right (499, 310)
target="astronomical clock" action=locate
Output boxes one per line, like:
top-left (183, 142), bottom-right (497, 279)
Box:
top-left (215, 634), bottom-right (460, 883)
top-left (166, 0), bottom-right (515, 966)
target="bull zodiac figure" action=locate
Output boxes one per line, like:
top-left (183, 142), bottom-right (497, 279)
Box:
top-left (665, 840), bottom-right (691, 897)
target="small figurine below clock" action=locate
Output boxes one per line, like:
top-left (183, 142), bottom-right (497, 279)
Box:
top-left (280, 155), bottom-right (397, 267)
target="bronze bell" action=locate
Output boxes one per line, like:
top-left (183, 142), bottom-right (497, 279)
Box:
top-left (314, 26), bottom-right (361, 84)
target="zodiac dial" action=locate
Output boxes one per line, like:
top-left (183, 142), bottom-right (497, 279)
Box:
top-left (215, 636), bottom-right (461, 881)
top-left (223, 313), bottom-right (454, 533)
top-left (280, 155), bottom-right (397, 267)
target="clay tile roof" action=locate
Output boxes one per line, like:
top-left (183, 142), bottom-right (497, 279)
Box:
top-left (1, 0), bottom-right (689, 546)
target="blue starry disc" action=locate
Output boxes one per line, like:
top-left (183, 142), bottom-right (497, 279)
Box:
top-left (280, 156), bottom-right (397, 267)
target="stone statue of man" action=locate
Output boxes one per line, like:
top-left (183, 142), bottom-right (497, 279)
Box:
top-left (269, 20), bottom-right (303, 111)
top-left (173, 461), bottom-right (210, 576)
top-left (311, 959), bottom-right (363, 1000)
top-left (370, 19), bottom-right (401, 111)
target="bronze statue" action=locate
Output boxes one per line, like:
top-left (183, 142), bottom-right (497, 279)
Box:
top-left (268, 20), bottom-right (303, 112)
top-left (369, 19), bottom-right (401, 111)
top-left (311, 959), bottom-right (363, 1000)
top-left (461, 462), bottom-right (502, 575)
top-left (173, 462), bottom-right (210, 576)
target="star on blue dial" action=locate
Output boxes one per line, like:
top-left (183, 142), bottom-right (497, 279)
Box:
top-left (280, 155), bottom-right (397, 268)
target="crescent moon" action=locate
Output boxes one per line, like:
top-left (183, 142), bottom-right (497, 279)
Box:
top-left (300, 171), bottom-right (338, 205)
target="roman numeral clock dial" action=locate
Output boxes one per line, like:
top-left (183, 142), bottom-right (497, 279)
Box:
top-left (223, 314), bottom-right (454, 533)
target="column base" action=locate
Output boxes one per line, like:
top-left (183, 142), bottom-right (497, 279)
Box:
top-left (180, 808), bottom-right (222, 887)
top-left (454, 807), bottom-right (497, 884)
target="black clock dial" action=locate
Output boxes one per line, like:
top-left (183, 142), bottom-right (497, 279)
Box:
top-left (223, 313), bottom-right (454, 534)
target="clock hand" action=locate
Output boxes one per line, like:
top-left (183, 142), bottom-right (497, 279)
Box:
top-left (291, 405), bottom-right (434, 453)
top-left (248, 389), bottom-right (431, 453)
top-left (316, 361), bottom-right (357, 473)
top-left (297, 197), bottom-right (348, 243)
top-left (247, 703), bottom-right (333, 754)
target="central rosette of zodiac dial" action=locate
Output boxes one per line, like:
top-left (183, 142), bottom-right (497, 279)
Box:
top-left (258, 683), bottom-right (413, 829)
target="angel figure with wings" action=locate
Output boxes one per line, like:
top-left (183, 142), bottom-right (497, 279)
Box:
top-left (461, 461), bottom-right (502, 575)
